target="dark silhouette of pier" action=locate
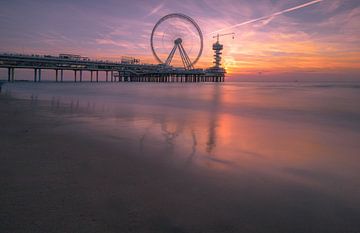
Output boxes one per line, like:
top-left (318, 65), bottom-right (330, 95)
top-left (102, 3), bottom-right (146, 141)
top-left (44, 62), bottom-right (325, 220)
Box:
top-left (0, 53), bottom-right (225, 83)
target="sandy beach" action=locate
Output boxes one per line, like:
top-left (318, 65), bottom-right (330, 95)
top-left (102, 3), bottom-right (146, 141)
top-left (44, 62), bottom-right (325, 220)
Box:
top-left (1, 82), bottom-right (360, 233)
top-left (0, 95), bottom-right (266, 233)
top-left (0, 95), bottom-right (224, 233)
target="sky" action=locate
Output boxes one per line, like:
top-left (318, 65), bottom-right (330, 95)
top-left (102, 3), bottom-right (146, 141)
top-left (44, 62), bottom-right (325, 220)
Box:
top-left (0, 0), bottom-right (359, 80)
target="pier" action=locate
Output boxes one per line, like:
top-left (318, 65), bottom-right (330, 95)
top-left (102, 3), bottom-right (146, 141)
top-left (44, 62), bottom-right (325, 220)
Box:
top-left (0, 53), bottom-right (225, 83)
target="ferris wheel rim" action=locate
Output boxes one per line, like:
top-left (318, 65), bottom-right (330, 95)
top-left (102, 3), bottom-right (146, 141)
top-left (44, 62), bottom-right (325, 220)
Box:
top-left (150, 13), bottom-right (203, 67)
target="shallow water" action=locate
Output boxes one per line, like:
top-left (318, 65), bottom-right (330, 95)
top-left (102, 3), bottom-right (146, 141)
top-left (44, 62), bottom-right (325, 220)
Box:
top-left (3, 81), bottom-right (360, 231)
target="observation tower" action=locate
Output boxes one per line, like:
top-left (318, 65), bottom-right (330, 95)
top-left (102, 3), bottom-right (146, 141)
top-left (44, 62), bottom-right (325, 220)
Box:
top-left (212, 37), bottom-right (224, 68)
top-left (212, 33), bottom-right (234, 69)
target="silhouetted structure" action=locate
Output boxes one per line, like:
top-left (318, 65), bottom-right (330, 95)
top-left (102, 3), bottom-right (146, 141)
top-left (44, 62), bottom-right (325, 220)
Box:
top-left (0, 13), bottom-right (227, 83)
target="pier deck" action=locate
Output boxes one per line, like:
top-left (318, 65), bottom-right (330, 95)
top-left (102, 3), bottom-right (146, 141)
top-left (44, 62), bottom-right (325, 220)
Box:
top-left (0, 54), bottom-right (225, 83)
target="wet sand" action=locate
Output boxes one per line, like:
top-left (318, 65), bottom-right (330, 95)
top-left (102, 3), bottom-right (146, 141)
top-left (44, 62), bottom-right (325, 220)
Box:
top-left (0, 95), bottom-right (256, 233)
top-left (1, 93), bottom-right (359, 233)
top-left (0, 95), bottom-right (218, 233)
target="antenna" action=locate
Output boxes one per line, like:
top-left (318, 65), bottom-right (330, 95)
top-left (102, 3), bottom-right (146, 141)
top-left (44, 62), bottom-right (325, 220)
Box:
top-left (212, 32), bottom-right (235, 43)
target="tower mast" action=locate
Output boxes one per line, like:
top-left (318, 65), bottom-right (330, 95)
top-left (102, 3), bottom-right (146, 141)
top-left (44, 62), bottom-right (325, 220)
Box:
top-left (212, 33), bottom-right (235, 69)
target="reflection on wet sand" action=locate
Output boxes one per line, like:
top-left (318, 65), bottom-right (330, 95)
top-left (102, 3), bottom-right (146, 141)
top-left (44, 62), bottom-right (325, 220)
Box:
top-left (206, 84), bottom-right (220, 154)
top-left (16, 83), bottom-right (360, 176)
top-left (4, 82), bottom-right (360, 190)
top-left (2, 82), bottom-right (360, 232)
top-left (37, 84), bottom-right (228, 170)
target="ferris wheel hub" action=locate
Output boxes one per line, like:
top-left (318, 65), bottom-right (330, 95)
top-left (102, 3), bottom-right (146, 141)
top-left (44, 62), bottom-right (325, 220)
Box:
top-left (174, 38), bottom-right (182, 45)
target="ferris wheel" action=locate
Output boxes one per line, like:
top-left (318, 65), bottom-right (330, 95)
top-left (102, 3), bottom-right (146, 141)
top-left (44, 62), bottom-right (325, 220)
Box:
top-left (150, 13), bottom-right (203, 70)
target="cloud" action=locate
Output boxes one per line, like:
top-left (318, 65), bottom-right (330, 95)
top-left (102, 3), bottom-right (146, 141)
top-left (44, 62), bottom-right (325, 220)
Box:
top-left (96, 38), bottom-right (124, 47)
top-left (319, 0), bottom-right (343, 14)
top-left (95, 38), bottom-right (144, 49)
top-left (147, 1), bottom-right (166, 17)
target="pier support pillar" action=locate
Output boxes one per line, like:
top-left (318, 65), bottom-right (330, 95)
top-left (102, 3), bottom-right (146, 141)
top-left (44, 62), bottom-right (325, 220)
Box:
top-left (96, 71), bottom-right (99, 82)
top-left (91, 71), bottom-right (93, 82)
top-left (106, 71), bottom-right (108, 82)
top-left (55, 70), bottom-right (58, 82)
top-left (34, 69), bottom-right (37, 82)
top-left (60, 70), bottom-right (64, 82)
top-left (74, 70), bottom-right (77, 82)
top-left (11, 68), bottom-right (15, 82)
top-left (80, 70), bottom-right (83, 82)
top-left (111, 71), bottom-right (114, 82)
top-left (8, 68), bottom-right (11, 82)
top-left (38, 69), bottom-right (42, 82)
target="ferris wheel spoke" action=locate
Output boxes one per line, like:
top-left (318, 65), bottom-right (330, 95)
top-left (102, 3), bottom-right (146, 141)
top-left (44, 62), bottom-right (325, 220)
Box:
top-left (165, 44), bottom-right (177, 66)
top-left (179, 43), bottom-right (193, 70)
top-left (178, 44), bottom-right (187, 69)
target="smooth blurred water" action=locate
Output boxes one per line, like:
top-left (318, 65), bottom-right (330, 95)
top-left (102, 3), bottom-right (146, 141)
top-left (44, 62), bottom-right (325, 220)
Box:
top-left (3, 81), bottom-right (360, 230)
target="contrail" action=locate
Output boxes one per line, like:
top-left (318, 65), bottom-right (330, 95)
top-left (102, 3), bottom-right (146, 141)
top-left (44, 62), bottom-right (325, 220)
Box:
top-left (209, 0), bottom-right (323, 34)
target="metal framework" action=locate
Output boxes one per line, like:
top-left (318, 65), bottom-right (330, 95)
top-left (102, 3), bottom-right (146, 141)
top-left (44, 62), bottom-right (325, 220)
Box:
top-left (150, 13), bottom-right (203, 70)
top-left (164, 38), bottom-right (194, 69)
